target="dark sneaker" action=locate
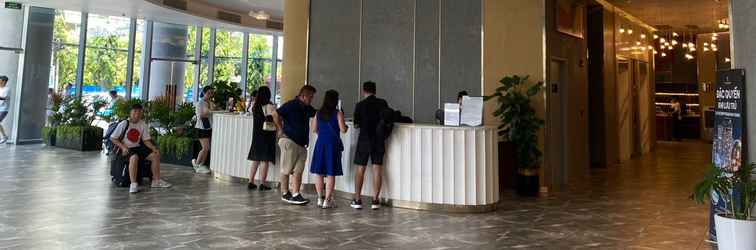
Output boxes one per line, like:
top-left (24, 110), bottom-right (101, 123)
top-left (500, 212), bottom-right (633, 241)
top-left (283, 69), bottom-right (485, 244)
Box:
top-left (287, 194), bottom-right (310, 205)
top-left (371, 199), bottom-right (381, 210)
top-left (350, 199), bottom-right (363, 209)
top-left (281, 192), bottom-right (292, 202)
top-left (258, 184), bottom-right (272, 191)
top-left (247, 183), bottom-right (257, 190)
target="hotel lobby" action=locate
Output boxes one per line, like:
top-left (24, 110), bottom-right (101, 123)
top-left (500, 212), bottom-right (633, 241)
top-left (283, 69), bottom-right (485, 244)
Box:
top-left (0, 0), bottom-right (754, 249)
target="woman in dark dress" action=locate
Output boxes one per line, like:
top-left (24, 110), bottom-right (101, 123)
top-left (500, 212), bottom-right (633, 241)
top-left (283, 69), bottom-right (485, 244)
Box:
top-left (310, 90), bottom-right (348, 208)
top-left (247, 86), bottom-right (276, 191)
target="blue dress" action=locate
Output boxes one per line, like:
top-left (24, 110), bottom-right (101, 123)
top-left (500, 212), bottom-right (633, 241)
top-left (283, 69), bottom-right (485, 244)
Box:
top-left (310, 112), bottom-right (343, 176)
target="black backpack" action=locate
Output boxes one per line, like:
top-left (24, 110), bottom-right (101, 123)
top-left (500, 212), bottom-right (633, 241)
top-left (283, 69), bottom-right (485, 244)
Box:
top-left (103, 119), bottom-right (125, 155)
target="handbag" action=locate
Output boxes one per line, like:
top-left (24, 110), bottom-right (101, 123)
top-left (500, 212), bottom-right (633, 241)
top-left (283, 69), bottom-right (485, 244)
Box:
top-left (262, 104), bottom-right (277, 131)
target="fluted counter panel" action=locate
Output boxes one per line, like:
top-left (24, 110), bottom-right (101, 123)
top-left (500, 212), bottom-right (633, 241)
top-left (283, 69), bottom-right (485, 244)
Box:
top-left (211, 114), bottom-right (499, 210)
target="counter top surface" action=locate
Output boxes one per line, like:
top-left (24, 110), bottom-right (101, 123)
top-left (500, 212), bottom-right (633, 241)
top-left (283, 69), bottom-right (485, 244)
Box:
top-left (214, 113), bottom-right (495, 129)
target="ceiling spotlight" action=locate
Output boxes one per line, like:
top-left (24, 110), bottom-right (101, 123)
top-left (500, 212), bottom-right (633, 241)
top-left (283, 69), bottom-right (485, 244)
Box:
top-left (661, 52), bottom-right (667, 57)
top-left (619, 28), bottom-right (625, 34)
top-left (712, 36), bottom-right (718, 41)
top-left (704, 42), bottom-right (709, 46)
top-left (712, 47), bottom-right (718, 52)
top-left (685, 54), bottom-right (694, 60)
top-left (664, 42), bottom-right (670, 46)
top-left (641, 34), bottom-right (646, 39)
top-left (671, 40), bottom-right (678, 45)
top-left (636, 41), bottom-right (642, 45)
top-left (647, 45), bottom-right (654, 50)
top-left (683, 43), bottom-right (688, 48)
top-left (628, 29), bottom-right (634, 34)
top-left (668, 46), bottom-right (674, 50)
top-left (725, 57), bottom-right (731, 63)
top-left (690, 47), bottom-right (697, 52)
top-left (711, 44), bottom-right (717, 48)
top-left (703, 47), bottom-right (710, 52)
top-left (653, 34), bottom-right (659, 39)
top-left (653, 50), bottom-right (658, 55)
top-left (249, 10), bottom-right (270, 20)
top-left (660, 38), bottom-right (667, 43)
top-left (673, 32), bottom-right (679, 37)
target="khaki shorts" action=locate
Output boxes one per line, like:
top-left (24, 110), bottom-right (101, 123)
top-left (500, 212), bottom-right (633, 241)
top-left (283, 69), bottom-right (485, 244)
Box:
top-left (278, 138), bottom-right (307, 175)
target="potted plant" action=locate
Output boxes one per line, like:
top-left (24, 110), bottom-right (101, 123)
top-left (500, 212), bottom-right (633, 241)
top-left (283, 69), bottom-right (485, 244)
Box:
top-left (209, 80), bottom-right (242, 111)
top-left (692, 163), bottom-right (756, 250)
top-left (54, 98), bottom-right (103, 151)
top-left (42, 93), bottom-right (65, 146)
top-left (149, 97), bottom-right (199, 167)
top-left (484, 75), bottom-right (545, 196)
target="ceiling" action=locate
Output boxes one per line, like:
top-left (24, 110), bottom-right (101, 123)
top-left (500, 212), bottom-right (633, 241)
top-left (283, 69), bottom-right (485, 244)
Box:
top-left (199, 0), bottom-right (283, 20)
top-left (604, 0), bottom-right (730, 33)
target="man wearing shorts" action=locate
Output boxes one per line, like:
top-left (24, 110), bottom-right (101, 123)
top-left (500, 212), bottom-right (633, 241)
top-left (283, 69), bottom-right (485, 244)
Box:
top-left (351, 81), bottom-right (389, 210)
top-left (0, 76), bottom-right (10, 144)
top-left (273, 85), bottom-right (317, 205)
top-left (111, 104), bottom-right (172, 193)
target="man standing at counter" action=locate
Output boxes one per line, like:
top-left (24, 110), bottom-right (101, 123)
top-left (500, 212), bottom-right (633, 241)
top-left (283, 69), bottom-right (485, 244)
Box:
top-left (273, 85), bottom-right (317, 205)
top-left (352, 81), bottom-right (389, 210)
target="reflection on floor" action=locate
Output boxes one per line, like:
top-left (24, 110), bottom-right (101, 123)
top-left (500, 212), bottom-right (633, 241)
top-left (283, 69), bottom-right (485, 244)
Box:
top-left (0, 141), bottom-right (713, 249)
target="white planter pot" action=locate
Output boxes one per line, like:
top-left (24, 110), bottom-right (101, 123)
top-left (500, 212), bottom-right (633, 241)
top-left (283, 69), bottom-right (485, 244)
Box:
top-left (715, 214), bottom-right (756, 250)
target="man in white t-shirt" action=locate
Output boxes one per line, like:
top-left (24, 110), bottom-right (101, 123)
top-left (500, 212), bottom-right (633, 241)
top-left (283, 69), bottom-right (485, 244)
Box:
top-left (0, 76), bottom-right (10, 144)
top-left (110, 103), bottom-right (172, 193)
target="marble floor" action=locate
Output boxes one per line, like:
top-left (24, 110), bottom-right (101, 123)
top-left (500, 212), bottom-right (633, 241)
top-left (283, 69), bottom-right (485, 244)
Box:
top-left (0, 141), bottom-right (713, 249)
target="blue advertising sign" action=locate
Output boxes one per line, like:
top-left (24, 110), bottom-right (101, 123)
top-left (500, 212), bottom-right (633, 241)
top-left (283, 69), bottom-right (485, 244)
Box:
top-left (710, 69), bottom-right (746, 242)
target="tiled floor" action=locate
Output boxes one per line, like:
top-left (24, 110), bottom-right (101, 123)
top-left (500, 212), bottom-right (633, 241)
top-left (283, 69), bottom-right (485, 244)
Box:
top-left (0, 141), bottom-right (713, 249)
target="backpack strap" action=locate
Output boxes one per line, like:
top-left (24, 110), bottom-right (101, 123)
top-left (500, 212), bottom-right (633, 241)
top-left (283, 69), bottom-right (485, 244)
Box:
top-left (118, 119), bottom-right (130, 141)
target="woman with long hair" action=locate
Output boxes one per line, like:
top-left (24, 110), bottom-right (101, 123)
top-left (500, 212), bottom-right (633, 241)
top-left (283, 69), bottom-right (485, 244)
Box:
top-left (192, 86), bottom-right (214, 174)
top-left (247, 86), bottom-right (275, 191)
top-left (310, 90), bottom-right (348, 208)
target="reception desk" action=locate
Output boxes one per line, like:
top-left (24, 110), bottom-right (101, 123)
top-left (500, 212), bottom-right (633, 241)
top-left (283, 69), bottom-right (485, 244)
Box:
top-left (210, 113), bottom-right (499, 212)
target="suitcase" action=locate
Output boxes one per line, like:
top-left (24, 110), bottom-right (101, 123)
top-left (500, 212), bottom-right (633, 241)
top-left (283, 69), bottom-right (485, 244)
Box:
top-left (110, 155), bottom-right (153, 187)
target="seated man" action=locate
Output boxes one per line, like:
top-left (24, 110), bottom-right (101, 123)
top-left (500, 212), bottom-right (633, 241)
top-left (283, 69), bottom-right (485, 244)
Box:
top-left (110, 104), bottom-right (172, 193)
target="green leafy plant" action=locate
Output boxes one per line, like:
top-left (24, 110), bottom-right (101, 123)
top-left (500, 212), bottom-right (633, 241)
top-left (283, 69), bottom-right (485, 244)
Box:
top-left (60, 98), bottom-right (95, 126)
top-left (484, 75), bottom-right (545, 171)
top-left (156, 134), bottom-right (193, 159)
top-left (692, 163), bottom-right (756, 220)
top-left (42, 126), bottom-right (57, 145)
top-left (147, 96), bottom-right (173, 129)
top-left (113, 98), bottom-right (146, 121)
top-left (210, 80), bottom-right (242, 110)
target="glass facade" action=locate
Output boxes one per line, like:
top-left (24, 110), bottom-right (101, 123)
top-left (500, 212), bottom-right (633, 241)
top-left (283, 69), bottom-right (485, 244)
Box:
top-left (51, 10), bottom-right (82, 98)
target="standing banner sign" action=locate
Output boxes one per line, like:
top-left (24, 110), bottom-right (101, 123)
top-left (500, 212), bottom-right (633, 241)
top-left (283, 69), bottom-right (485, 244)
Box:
top-left (710, 69), bottom-right (746, 241)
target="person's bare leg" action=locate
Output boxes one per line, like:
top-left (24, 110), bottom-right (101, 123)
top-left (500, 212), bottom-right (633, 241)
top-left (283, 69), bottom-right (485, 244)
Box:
top-left (249, 161), bottom-right (259, 184)
top-left (372, 165), bottom-right (383, 200)
top-left (129, 155), bottom-right (139, 183)
top-left (354, 165), bottom-right (366, 200)
top-left (259, 161), bottom-right (269, 184)
top-left (197, 138), bottom-right (209, 165)
top-left (326, 176), bottom-right (336, 201)
top-left (148, 152), bottom-right (161, 181)
top-left (315, 175), bottom-right (324, 198)
top-left (0, 124), bottom-right (6, 138)
top-left (280, 174), bottom-right (290, 194)
top-left (292, 172), bottom-right (302, 194)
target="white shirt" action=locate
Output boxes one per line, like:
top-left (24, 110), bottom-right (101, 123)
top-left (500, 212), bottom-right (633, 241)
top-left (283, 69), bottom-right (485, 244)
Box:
top-left (110, 120), bottom-right (151, 148)
top-left (195, 100), bottom-right (212, 129)
top-left (0, 86), bottom-right (9, 112)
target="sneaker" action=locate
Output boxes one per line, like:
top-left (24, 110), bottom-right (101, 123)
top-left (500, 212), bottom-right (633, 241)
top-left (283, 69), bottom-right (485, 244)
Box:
top-left (194, 165), bottom-right (211, 174)
top-left (371, 199), bottom-right (381, 210)
top-left (247, 183), bottom-right (257, 190)
top-left (281, 192), bottom-right (292, 202)
top-left (258, 184), bottom-right (272, 191)
top-left (191, 159), bottom-right (199, 168)
top-left (350, 199), bottom-right (363, 209)
top-left (317, 196), bottom-right (326, 207)
top-left (129, 183), bottom-right (139, 194)
top-left (151, 179), bottom-right (172, 188)
top-left (0, 137), bottom-right (7, 144)
top-left (287, 194), bottom-right (310, 205)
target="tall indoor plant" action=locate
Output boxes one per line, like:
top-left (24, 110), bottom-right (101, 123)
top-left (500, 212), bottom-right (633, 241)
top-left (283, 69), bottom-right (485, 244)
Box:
top-left (692, 163), bottom-right (756, 250)
top-left (484, 75), bottom-right (545, 196)
top-left (55, 98), bottom-right (104, 151)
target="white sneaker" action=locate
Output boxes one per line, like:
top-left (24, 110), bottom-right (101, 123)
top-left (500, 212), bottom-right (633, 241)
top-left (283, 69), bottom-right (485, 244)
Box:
top-left (151, 179), bottom-right (172, 188)
top-left (191, 159), bottom-right (199, 168)
top-left (0, 137), bottom-right (7, 144)
top-left (129, 183), bottom-right (139, 193)
top-left (317, 196), bottom-right (325, 207)
top-left (195, 166), bottom-right (211, 174)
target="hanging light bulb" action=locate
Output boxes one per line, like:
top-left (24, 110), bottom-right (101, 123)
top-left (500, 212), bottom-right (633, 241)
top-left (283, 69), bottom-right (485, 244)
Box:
top-left (636, 41), bottom-right (642, 45)
top-left (704, 42), bottom-right (709, 46)
top-left (653, 34), bottom-right (659, 39)
top-left (712, 36), bottom-right (718, 41)
top-left (628, 29), bottom-right (634, 34)
top-left (671, 40), bottom-right (678, 46)
top-left (725, 57), bottom-right (731, 63)
top-left (690, 47), bottom-right (697, 52)
top-left (641, 34), bottom-right (647, 39)
top-left (673, 32), bottom-right (679, 37)
top-left (648, 45), bottom-right (654, 50)
top-left (668, 45), bottom-right (674, 50)
top-left (660, 38), bottom-right (667, 43)
top-left (661, 52), bottom-right (667, 57)
top-left (703, 47), bottom-right (710, 52)
top-left (685, 54), bottom-right (694, 60)
top-left (713, 47), bottom-right (719, 52)
top-left (664, 41), bottom-right (670, 46)
top-left (683, 43), bottom-right (688, 48)
top-left (619, 28), bottom-right (626, 34)
top-left (653, 50), bottom-right (658, 55)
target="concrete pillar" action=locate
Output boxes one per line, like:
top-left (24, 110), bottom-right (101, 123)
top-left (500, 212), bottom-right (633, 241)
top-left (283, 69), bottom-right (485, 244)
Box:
top-left (282, 0), bottom-right (309, 101)
top-left (730, 0), bottom-right (756, 161)
top-left (148, 23), bottom-right (188, 101)
top-left (0, 7), bottom-right (25, 143)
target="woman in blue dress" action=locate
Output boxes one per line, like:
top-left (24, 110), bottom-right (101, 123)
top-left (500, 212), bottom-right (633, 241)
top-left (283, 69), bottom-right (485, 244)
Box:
top-left (310, 90), bottom-right (348, 209)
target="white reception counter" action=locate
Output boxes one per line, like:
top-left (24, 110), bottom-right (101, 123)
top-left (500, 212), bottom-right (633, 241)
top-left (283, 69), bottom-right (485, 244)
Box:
top-left (210, 113), bottom-right (499, 212)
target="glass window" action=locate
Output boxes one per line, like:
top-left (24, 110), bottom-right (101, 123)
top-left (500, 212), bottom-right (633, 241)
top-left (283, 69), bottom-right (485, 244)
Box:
top-left (52, 10), bottom-right (82, 98)
top-left (215, 30), bottom-right (244, 87)
top-left (276, 36), bottom-right (283, 104)
top-left (83, 14), bottom-right (131, 101)
top-left (247, 34), bottom-right (273, 98)
top-left (130, 20), bottom-right (145, 98)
